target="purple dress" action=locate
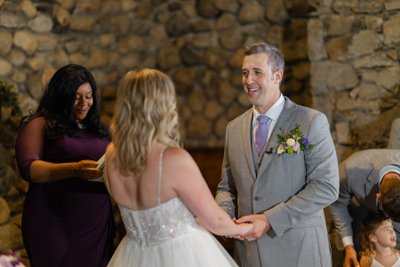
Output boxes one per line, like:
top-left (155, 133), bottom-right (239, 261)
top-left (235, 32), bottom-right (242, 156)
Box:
top-left (15, 117), bottom-right (115, 267)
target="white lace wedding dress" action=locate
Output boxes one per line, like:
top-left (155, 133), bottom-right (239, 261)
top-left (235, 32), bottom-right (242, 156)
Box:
top-left (107, 148), bottom-right (237, 267)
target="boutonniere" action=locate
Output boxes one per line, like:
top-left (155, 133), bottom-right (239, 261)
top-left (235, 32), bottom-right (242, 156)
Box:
top-left (276, 124), bottom-right (315, 155)
top-left (0, 251), bottom-right (25, 267)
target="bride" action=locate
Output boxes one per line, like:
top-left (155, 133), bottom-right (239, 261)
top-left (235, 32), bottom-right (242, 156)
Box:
top-left (104, 68), bottom-right (253, 267)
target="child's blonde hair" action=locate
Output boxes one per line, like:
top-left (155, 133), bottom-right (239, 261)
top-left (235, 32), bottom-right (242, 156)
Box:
top-left (360, 213), bottom-right (394, 259)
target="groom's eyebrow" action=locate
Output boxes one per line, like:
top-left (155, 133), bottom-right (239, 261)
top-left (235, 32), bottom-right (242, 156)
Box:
top-left (241, 67), bottom-right (264, 73)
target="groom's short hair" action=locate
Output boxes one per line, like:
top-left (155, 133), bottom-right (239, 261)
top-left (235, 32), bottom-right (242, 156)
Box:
top-left (244, 42), bottom-right (285, 75)
top-left (381, 172), bottom-right (400, 222)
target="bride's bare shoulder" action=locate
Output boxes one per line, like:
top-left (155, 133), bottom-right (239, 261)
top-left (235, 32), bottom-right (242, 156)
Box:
top-left (163, 147), bottom-right (202, 181)
top-left (164, 147), bottom-right (194, 164)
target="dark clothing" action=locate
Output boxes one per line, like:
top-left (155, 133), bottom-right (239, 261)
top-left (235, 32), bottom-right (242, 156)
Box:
top-left (15, 117), bottom-right (115, 267)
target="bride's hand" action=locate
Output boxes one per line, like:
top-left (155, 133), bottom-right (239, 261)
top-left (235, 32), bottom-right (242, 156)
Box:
top-left (236, 214), bottom-right (270, 241)
top-left (230, 222), bottom-right (254, 240)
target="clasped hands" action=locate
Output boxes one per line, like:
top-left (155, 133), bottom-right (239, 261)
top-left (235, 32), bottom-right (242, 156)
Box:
top-left (230, 214), bottom-right (271, 241)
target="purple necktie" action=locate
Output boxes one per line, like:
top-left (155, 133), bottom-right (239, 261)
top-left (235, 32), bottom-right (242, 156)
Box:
top-left (255, 115), bottom-right (271, 155)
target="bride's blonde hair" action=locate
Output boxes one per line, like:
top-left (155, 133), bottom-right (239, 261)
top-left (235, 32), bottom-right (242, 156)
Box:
top-left (111, 69), bottom-right (181, 176)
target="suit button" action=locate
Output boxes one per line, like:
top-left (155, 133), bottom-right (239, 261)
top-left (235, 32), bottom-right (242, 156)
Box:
top-left (254, 196), bottom-right (261, 201)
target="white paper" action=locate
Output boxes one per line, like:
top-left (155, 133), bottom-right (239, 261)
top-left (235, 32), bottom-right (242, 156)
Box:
top-left (89, 154), bottom-right (105, 182)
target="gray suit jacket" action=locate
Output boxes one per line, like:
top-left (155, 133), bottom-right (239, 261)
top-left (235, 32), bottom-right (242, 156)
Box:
top-left (216, 97), bottom-right (339, 267)
top-left (329, 149), bottom-right (400, 249)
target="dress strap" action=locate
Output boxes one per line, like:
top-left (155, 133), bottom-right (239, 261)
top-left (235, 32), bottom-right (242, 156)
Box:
top-left (157, 147), bottom-right (168, 205)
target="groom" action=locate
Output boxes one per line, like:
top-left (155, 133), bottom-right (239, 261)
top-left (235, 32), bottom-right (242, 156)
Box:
top-left (215, 42), bottom-right (339, 267)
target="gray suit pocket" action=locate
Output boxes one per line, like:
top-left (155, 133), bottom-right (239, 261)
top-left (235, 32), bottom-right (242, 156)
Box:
top-left (278, 228), bottom-right (305, 249)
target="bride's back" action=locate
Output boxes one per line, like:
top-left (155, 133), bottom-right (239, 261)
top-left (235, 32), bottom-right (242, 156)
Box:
top-left (105, 143), bottom-right (178, 211)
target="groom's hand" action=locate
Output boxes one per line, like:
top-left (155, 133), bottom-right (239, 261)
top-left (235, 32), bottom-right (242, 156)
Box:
top-left (236, 214), bottom-right (270, 241)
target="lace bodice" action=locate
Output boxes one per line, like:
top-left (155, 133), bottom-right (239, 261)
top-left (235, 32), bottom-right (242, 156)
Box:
top-left (119, 197), bottom-right (196, 247)
top-left (114, 147), bottom-right (196, 247)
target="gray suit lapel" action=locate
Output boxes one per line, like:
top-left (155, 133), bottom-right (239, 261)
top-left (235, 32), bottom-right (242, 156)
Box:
top-left (241, 110), bottom-right (257, 179)
top-left (257, 98), bottom-right (298, 179)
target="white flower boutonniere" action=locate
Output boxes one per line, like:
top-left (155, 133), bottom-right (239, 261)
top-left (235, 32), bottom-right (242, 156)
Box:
top-left (276, 124), bottom-right (315, 155)
top-left (0, 251), bottom-right (26, 267)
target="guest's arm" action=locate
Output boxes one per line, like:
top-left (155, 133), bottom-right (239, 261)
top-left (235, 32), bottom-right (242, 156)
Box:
top-left (329, 160), bottom-right (360, 267)
top-left (329, 162), bottom-right (356, 244)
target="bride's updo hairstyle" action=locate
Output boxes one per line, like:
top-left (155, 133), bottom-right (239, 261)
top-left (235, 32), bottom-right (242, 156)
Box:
top-left (111, 68), bottom-right (181, 176)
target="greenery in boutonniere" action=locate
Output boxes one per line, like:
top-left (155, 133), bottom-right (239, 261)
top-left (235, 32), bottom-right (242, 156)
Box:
top-left (276, 124), bottom-right (315, 155)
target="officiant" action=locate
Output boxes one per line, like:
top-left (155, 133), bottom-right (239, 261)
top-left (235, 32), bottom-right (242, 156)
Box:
top-left (15, 64), bottom-right (115, 267)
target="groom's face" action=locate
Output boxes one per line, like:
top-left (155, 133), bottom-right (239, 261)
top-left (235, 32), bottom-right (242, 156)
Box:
top-left (241, 53), bottom-right (282, 113)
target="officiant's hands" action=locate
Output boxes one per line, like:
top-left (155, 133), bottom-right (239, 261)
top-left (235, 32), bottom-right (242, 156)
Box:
top-left (235, 214), bottom-right (271, 241)
top-left (72, 159), bottom-right (103, 179)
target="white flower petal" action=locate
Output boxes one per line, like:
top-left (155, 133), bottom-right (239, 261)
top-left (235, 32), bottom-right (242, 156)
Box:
top-left (286, 138), bottom-right (296, 146)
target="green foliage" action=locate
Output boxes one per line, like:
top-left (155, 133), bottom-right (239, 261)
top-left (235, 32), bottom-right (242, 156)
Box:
top-left (0, 80), bottom-right (21, 114)
top-left (277, 124), bottom-right (303, 143)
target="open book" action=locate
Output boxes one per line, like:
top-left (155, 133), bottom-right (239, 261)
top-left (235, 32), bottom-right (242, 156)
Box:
top-left (89, 154), bottom-right (105, 182)
top-left (97, 153), bottom-right (105, 172)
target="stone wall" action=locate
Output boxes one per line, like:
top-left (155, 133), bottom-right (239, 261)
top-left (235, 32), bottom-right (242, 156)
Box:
top-left (0, 118), bottom-right (26, 263)
top-left (0, 0), bottom-right (311, 264)
top-left (0, 0), bottom-right (311, 147)
top-left (308, 0), bottom-right (400, 160)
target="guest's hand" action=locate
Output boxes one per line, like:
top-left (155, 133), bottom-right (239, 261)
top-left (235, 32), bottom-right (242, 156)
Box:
top-left (73, 160), bottom-right (103, 179)
top-left (343, 245), bottom-right (360, 267)
top-left (236, 214), bottom-right (270, 241)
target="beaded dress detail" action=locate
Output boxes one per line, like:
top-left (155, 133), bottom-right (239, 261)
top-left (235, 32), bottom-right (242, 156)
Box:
top-left (107, 147), bottom-right (238, 267)
top-left (119, 197), bottom-right (195, 247)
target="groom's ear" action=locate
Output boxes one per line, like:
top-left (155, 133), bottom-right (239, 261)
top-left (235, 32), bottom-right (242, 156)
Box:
top-left (273, 70), bottom-right (283, 84)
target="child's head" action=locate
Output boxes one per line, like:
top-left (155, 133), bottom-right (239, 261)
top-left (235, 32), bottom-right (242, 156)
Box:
top-left (360, 213), bottom-right (396, 257)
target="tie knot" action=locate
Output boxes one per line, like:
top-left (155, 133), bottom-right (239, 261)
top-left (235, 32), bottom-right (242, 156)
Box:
top-left (257, 115), bottom-right (269, 125)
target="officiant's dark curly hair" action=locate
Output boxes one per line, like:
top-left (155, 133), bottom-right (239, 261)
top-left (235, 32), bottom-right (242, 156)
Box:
top-left (20, 64), bottom-right (110, 140)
